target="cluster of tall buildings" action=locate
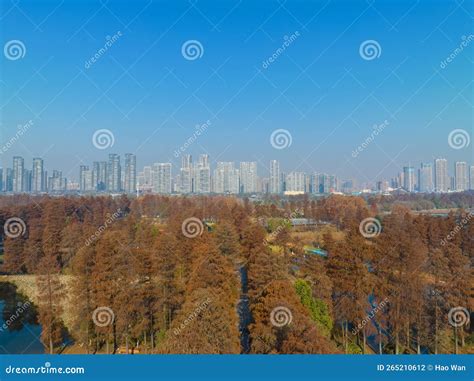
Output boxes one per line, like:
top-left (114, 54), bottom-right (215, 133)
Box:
top-left (138, 157), bottom-right (337, 195)
top-left (79, 153), bottom-right (137, 193)
top-left (0, 154), bottom-right (137, 194)
top-left (392, 159), bottom-right (474, 193)
top-left (137, 155), bottom-right (254, 194)
top-left (1, 155), bottom-right (472, 196)
top-left (0, 156), bottom-right (67, 193)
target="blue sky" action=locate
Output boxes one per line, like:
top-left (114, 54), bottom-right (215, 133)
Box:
top-left (1, 0), bottom-right (473, 184)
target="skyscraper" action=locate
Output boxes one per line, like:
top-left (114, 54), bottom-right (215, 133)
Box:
top-left (32, 157), bottom-right (44, 193)
top-left (199, 154), bottom-right (209, 168)
top-left (79, 165), bottom-right (93, 192)
top-left (23, 169), bottom-right (32, 193)
top-left (92, 161), bottom-right (108, 191)
top-left (194, 154), bottom-right (211, 193)
top-left (311, 173), bottom-right (337, 194)
top-left (213, 162), bottom-right (239, 194)
top-left (79, 165), bottom-right (88, 191)
top-left (152, 163), bottom-right (172, 194)
top-left (285, 172), bottom-right (306, 193)
top-left (418, 163), bottom-right (433, 193)
top-left (107, 154), bottom-right (121, 192)
top-left (5, 168), bottom-right (13, 192)
top-left (403, 166), bottom-right (415, 192)
top-left (143, 166), bottom-right (153, 191)
top-left (455, 161), bottom-right (468, 191)
top-left (49, 170), bottom-right (66, 192)
top-left (179, 155), bottom-right (193, 194)
top-left (239, 162), bottom-right (258, 193)
top-left (12, 156), bottom-right (24, 193)
top-left (269, 160), bottom-right (281, 194)
top-left (434, 158), bottom-right (448, 192)
top-left (124, 153), bottom-right (137, 194)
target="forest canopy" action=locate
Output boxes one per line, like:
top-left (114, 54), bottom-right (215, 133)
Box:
top-left (0, 193), bottom-right (472, 355)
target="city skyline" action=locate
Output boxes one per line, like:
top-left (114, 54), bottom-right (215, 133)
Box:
top-left (2, 153), bottom-right (473, 195)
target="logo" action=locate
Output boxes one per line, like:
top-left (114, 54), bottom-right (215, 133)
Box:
top-left (181, 40), bottom-right (204, 61)
top-left (359, 217), bottom-right (382, 238)
top-left (359, 40), bottom-right (381, 60)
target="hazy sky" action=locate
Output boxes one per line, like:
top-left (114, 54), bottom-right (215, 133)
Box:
top-left (1, 0), bottom-right (473, 183)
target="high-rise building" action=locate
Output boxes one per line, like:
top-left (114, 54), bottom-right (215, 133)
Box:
top-left (390, 176), bottom-right (400, 189)
top-left (23, 169), bottom-right (32, 193)
top-left (124, 153), bottom-right (137, 194)
top-left (455, 161), bottom-right (468, 191)
top-left (107, 154), bottom-right (121, 192)
top-left (5, 168), bottom-right (13, 192)
top-left (32, 158), bottom-right (44, 193)
top-left (181, 154), bottom-right (192, 169)
top-left (434, 158), bottom-right (448, 192)
top-left (403, 166), bottom-right (415, 192)
top-left (310, 174), bottom-right (320, 194)
top-left (213, 162), bottom-right (239, 194)
top-left (418, 163), bottom-right (433, 193)
top-left (199, 154), bottom-right (209, 168)
top-left (470, 166), bottom-right (474, 190)
top-left (92, 161), bottom-right (108, 191)
top-left (12, 156), bottom-right (24, 193)
top-left (179, 155), bottom-right (193, 194)
top-left (152, 163), bottom-right (172, 194)
top-left (269, 160), bottom-right (280, 194)
top-left (49, 170), bottom-right (66, 192)
top-left (194, 154), bottom-right (211, 193)
top-left (79, 165), bottom-right (93, 192)
top-left (311, 173), bottom-right (336, 194)
top-left (239, 162), bottom-right (257, 193)
top-left (141, 165), bottom-right (153, 192)
top-left (285, 172), bottom-right (306, 193)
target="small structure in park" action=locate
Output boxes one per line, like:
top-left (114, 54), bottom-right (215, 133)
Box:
top-left (303, 246), bottom-right (328, 258)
